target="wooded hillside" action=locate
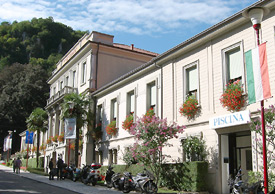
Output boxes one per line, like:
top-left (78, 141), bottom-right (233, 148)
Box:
top-left (0, 17), bottom-right (86, 153)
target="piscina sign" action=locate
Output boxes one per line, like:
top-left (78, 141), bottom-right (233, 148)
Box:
top-left (209, 110), bottom-right (251, 129)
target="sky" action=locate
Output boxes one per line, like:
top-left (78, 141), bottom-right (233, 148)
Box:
top-left (0, 0), bottom-right (258, 54)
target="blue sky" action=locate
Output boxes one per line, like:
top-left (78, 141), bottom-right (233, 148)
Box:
top-left (0, 0), bottom-right (258, 54)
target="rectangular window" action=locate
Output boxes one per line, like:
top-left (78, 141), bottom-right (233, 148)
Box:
top-left (127, 91), bottom-right (135, 115)
top-left (147, 81), bottom-right (156, 112)
top-left (226, 47), bottom-right (242, 83)
top-left (222, 42), bottom-right (245, 88)
top-left (111, 99), bottom-right (117, 120)
top-left (81, 61), bottom-right (86, 84)
top-left (53, 87), bottom-right (56, 94)
top-left (184, 63), bottom-right (198, 100)
top-left (97, 105), bottom-right (103, 123)
top-left (72, 71), bottom-right (76, 88)
top-left (65, 76), bottom-right (69, 86)
top-left (60, 81), bottom-right (63, 90)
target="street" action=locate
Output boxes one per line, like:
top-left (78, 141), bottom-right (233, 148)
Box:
top-left (0, 165), bottom-right (124, 194)
top-left (0, 170), bottom-right (79, 194)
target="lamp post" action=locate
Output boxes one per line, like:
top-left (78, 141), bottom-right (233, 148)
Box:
top-left (243, 7), bottom-right (270, 194)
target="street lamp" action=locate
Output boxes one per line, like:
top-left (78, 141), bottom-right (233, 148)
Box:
top-left (243, 6), bottom-right (270, 194)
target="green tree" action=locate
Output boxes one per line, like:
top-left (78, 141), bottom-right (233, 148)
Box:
top-left (0, 63), bottom-right (49, 152)
top-left (26, 108), bottom-right (48, 168)
top-left (60, 93), bottom-right (92, 167)
top-left (0, 17), bottom-right (86, 71)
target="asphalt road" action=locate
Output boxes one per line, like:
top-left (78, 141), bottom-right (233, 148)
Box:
top-left (0, 170), bottom-right (79, 194)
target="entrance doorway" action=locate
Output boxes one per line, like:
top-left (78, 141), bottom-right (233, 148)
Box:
top-left (221, 131), bottom-right (252, 193)
top-left (228, 132), bottom-right (252, 180)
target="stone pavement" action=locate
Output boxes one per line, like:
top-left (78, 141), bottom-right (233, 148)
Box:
top-left (0, 164), bottom-right (122, 194)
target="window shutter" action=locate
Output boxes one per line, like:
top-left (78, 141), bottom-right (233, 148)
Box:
top-left (187, 66), bottom-right (197, 92)
top-left (228, 48), bottom-right (242, 80)
top-left (150, 84), bottom-right (156, 106)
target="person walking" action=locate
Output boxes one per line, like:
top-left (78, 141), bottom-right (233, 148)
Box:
top-left (12, 158), bottom-right (16, 173)
top-left (15, 157), bottom-right (22, 174)
top-left (57, 156), bottom-right (64, 180)
top-left (49, 158), bottom-right (54, 180)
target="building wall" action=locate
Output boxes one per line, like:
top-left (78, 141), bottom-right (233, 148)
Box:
top-left (92, 4), bottom-right (275, 194)
top-left (96, 68), bottom-right (161, 164)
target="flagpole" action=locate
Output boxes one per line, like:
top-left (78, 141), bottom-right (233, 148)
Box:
top-left (68, 139), bottom-right (70, 166)
top-left (255, 24), bottom-right (268, 194)
top-left (26, 138), bottom-right (29, 169)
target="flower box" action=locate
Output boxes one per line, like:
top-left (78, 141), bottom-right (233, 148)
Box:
top-left (122, 114), bottom-right (134, 130)
top-left (220, 80), bottom-right (245, 112)
top-left (106, 120), bottom-right (118, 136)
top-left (179, 95), bottom-right (199, 119)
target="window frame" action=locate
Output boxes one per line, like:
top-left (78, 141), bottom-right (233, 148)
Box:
top-left (146, 81), bottom-right (157, 113)
top-left (81, 61), bottom-right (86, 84)
top-left (72, 70), bottom-right (77, 88)
top-left (222, 41), bottom-right (246, 92)
top-left (126, 90), bottom-right (135, 116)
top-left (183, 61), bottom-right (200, 103)
top-left (111, 98), bottom-right (117, 121)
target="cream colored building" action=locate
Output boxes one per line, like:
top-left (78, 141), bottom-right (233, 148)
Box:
top-left (91, 1), bottom-right (275, 193)
top-left (43, 31), bottom-right (157, 169)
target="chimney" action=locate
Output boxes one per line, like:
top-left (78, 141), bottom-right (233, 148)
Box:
top-left (131, 44), bottom-right (134, 50)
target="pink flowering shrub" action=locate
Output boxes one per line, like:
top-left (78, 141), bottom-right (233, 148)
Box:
top-left (130, 114), bottom-right (185, 185)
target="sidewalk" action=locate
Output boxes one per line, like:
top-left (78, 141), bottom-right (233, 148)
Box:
top-left (0, 164), bottom-right (121, 194)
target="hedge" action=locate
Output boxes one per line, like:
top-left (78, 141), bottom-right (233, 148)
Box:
top-left (101, 161), bottom-right (208, 192)
top-left (160, 161), bottom-right (208, 192)
top-left (21, 157), bottom-right (44, 168)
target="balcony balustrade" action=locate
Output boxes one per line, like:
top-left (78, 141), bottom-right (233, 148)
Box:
top-left (47, 86), bottom-right (78, 107)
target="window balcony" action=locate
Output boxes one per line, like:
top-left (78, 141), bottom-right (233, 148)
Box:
top-left (46, 86), bottom-right (78, 108)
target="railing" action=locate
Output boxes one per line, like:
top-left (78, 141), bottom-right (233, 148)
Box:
top-left (47, 86), bottom-right (78, 106)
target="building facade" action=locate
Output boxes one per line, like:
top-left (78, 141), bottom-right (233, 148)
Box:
top-left (43, 31), bottom-right (158, 169)
top-left (91, 1), bottom-right (275, 194)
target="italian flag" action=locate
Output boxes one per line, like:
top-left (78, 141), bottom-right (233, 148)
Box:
top-left (245, 42), bottom-right (271, 104)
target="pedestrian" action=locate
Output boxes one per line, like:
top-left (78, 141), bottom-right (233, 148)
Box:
top-left (57, 156), bottom-right (64, 180)
top-left (15, 157), bottom-right (22, 174)
top-left (12, 158), bottom-right (16, 173)
top-left (49, 158), bottom-right (54, 180)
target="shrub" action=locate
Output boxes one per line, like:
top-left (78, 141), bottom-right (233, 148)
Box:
top-left (182, 135), bottom-right (207, 161)
top-left (160, 162), bottom-right (208, 192)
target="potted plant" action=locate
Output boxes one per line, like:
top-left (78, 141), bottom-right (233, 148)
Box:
top-left (179, 95), bottom-right (199, 119)
top-left (220, 80), bottom-right (245, 112)
top-left (122, 113), bottom-right (134, 130)
top-left (39, 144), bottom-right (46, 152)
top-left (70, 142), bottom-right (75, 150)
top-left (47, 138), bottom-right (52, 145)
top-left (58, 132), bottom-right (64, 143)
top-left (51, 134), bottom-right (58, 143)
top-left (91, 122), bottom-right (103, 141)
top-left (106, 120), bottom-right (118, 136)
top-left (31, 146), bottom-right (37, 153)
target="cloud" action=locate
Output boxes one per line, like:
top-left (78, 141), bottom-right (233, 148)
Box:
top-left (0, 0), bottom-right (256, 35)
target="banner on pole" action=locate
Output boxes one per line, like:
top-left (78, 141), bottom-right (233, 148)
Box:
top-left (3, 134), bottom-right (12, 152)
top-left (25, 131), bottom-right (34, 144)
top-left (64, 118), bottom-right (76, 139)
